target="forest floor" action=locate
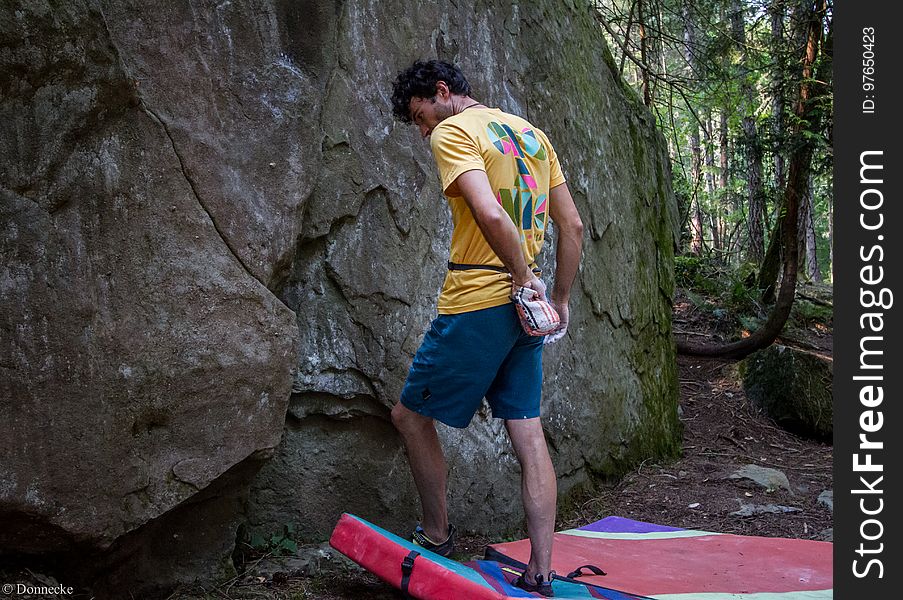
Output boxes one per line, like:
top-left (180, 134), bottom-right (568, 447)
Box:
top-left (2, 286), bottom-right (833, 600)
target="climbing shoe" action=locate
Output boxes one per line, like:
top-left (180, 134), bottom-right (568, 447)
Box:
top-left (513, 571), bottom-right (555, 597)
top-left (411, 523), bottom-right (456, 557)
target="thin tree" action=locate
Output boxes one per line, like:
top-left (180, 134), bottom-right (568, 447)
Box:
top-left (731, 0), bottom-right (766, 263)
top-left (677, 0), bottom-right (829, 359)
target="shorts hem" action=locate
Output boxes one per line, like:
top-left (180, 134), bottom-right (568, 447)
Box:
top-left (491, 410), bottom-right (542, 421)
top-left (399, 397), bottom-right (471, 429)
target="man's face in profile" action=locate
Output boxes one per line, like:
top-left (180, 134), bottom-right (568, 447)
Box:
top-left (408, 82), bottom-right (454, 139)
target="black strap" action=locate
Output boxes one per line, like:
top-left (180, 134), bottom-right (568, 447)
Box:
top-left (400, 550), bottom-right (420, 597)
top-left (447, 261), bottom-right (541, 274)
top-left (483, 547), bottom-right (650, 598)
top-left (566, 564), bottom-right (608, 578)
top-left (484, 545), bottom-right (528, 569)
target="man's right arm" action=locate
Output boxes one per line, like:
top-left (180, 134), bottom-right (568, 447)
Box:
top-left (454, 169), bottom-right (546, 298)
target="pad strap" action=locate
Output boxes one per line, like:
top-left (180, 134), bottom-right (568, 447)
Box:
top-left (400, 549), bottom-right (420, 597)
top-left (566, 564), bottom-right (608, 578)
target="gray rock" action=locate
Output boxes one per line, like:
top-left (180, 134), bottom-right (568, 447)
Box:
top-left (817, 490), bottom-right (833, 512)
top-left (729, 464), bottom-right (793, 493)
top-left (1, 0), bottom-right (299, 594)
top-left (818, 528), bottom-right (833, 542)
top-left (739, 345), bottom-right (832, 440)
top-left (731, 503), bottom-right (802, 517)
top-left (1, 0), bottom-right (681, 594)
top-left (247, 0), bottom-right (683, 543)
top-left (250, 543), bottom-right (361, 579)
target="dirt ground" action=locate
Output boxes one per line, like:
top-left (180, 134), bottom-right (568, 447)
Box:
top-left (3, 294), bottom-right (833, 600)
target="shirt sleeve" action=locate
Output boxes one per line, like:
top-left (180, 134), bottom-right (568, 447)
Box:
top-left (429, 122), bottom-right (486, 195)
top-left (543, 131), bottom-right (567, 188)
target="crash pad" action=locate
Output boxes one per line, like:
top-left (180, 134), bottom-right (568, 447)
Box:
top-left (489, 516), bottom-right (833, 599)
top-left (330, 513), bottom-right (650, 599)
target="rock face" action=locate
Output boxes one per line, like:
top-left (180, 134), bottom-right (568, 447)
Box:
top-left (740, 345), bottom-right (832, 440)
top-left (1, 0), bottom-right (300, 594)
top-left (1, 0), bottom-right (681, 594)
top-left (248, 0), bottom-right (682, 540)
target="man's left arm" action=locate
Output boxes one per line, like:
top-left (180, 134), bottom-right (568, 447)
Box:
top-left (546, 182), bottom-right (584, 343)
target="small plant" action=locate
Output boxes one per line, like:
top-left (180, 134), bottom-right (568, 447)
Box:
top-left (675, 254), bottom-right (770, 339)
top-left (790, 298), bottom-right (833, 326)
top-left (249, 523), bottom-right (299, 556)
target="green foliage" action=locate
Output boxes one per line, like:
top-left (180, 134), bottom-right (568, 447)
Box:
top-left (249, 523), bottom-right (299, 556)
top-left (790, 299), bottom-right (833, 326)
top-left (676, 254), bottom-right (767, 338)
top-left (737, 314), bottom-right (763, 332)
top-left (674, 255), bottom-right (717, 294)
top-left (594, 0), bottom-right (833, 272)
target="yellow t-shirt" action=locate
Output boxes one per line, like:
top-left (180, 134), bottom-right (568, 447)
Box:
top-left (429, 108), bottom-right (566, 314)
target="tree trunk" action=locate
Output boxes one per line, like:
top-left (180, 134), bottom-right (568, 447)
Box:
top-left (719, 110), bottom-right (729, 192)
top-left (683, 0), bottom-right (703, 254)
top-left (827, 179), bottom-right (834, 281)
top-left (804, 175), bottom-right (821, 282)
top-left (638, 0), bottom-right (652, 106)
top-left (618, 0), bottom-right (637, 78)
top-left (732, 0), bottom-right (766, 263)
top-left (771, 0), bottom-right (786, 192)
top-left (690, 123), bottom-right (704, 254)
top-left (719, 109), bottom-right (732, 257)
top-left (705, 110), bottom-right (720, 255)
top-left (795, 171), bottom-right (812, 276)
top-left (757, 211), bottom-right (783, 302)
top-left (677, 0), bottom-right (827, 359)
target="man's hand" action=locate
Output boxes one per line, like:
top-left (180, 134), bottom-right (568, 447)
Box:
top-left (544, 298), bottom-right (569, 344)
top-left (512, 272), bottom-right (548, 302)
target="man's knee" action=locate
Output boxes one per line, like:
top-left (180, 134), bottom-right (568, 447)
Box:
top-left (390, 401), bottom-right (408, 430)
top-left (391, 401), bottom-right (429, 435)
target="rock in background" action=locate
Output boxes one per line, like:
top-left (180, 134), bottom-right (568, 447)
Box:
top-left (1, 0), bottom-right (681, 595)
top-left (740, 345), bottom-right (833, 440)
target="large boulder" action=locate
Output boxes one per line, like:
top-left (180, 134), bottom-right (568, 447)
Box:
top-left (1, 0), bottom-right (300, 594)
top-left (1, 0), bottom-right (682, 595)
top-left (247, 0), bottom-right (682, 540)
top-left (740, 345), bottom-right (833, 440)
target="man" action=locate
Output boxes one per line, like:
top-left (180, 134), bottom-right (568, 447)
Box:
top-left (389, 59), bottom-right (584, 597)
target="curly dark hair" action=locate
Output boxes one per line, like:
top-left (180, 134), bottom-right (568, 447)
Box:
top-left (391, 60), bottom-right (472, 123)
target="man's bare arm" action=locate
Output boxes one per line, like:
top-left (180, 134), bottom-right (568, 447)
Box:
top-left (547, 182), bottom-right (584, 303)
top-left (454, 169), bottom-right (539, 289)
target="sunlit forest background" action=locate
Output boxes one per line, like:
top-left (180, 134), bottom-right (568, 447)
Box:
top-left (594, 0), bottom-right (833, 289)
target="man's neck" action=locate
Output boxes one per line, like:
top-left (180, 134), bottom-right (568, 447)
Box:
top-left (451, 95), bottom-right (485, 115)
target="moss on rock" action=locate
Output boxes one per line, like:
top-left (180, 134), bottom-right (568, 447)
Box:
top-left (740, 346), bottom-right (833, 441)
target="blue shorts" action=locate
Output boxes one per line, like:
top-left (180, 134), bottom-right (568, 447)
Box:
top-left (400, 303), bottom-right (544, 428)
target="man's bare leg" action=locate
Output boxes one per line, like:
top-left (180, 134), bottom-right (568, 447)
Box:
top-left (391, 402), bottom-right (450, 543)
top-left (506, 417), bottom-right (557, 581)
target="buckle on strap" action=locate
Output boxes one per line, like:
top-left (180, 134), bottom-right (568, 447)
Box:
top-left (402, 550), bottom-right (419, 574)
top-left (400, 550), bottom-right (420, 597)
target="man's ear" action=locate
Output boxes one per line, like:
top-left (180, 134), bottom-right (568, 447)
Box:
top-left (435, 80), bottom-right (450, 99)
